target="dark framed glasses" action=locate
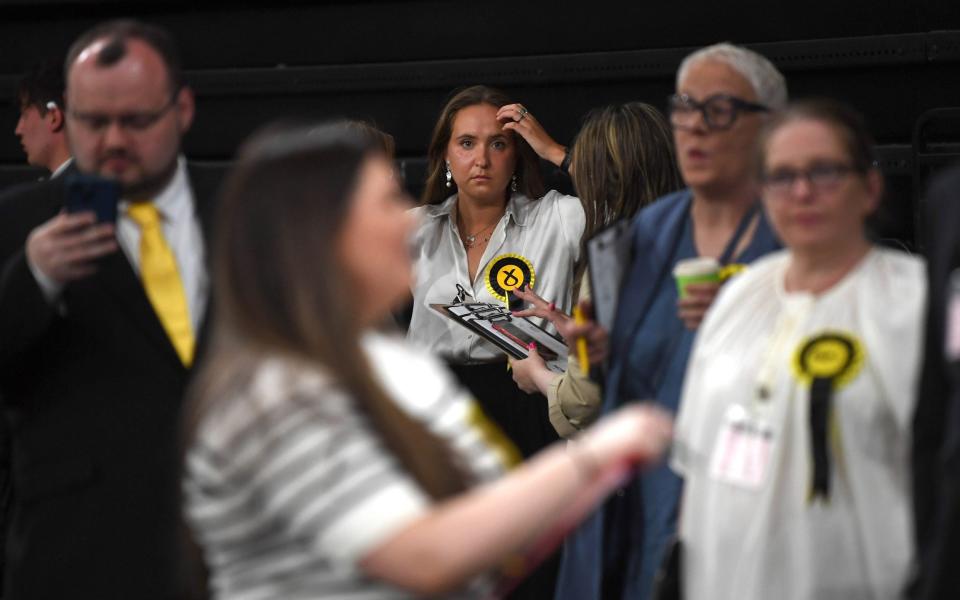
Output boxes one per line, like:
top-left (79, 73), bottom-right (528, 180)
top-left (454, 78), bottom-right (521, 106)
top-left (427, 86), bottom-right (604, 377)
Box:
top-left (762, 162), bottom-right (862, 196)
top-left (668, 93), bottom-right (770, 131)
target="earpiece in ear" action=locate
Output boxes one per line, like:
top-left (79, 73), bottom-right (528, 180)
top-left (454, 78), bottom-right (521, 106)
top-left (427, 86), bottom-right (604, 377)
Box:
top-left (46, 101), bottom-right (65, 133)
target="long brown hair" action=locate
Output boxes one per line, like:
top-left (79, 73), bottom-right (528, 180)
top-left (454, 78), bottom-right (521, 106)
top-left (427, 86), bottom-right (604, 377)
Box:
top-left (422, 85), bottom-right (545, 205)
top-left (189, 121), bottom-right (468, 500)
top-left (570, 102), bottom-right (683, 287)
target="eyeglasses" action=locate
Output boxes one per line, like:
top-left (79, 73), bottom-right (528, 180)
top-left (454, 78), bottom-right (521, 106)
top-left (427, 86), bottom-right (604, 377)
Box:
top-left (668, 93), bottom-right (770, 131)
top-left (762, 162), bottom-right (861, 196)
top-left (68, 95), bottom-right (177, 133)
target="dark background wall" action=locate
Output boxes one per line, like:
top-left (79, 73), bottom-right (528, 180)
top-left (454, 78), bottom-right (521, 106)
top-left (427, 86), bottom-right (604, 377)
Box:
top-left (1, 0), bottom-right (959, 248)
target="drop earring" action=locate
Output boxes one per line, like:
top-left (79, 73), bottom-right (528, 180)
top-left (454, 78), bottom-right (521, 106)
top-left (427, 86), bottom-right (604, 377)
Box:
top-left (511, 174), bottom-right (519, 193)
top-left (445, 161), bottom-right (453, 188)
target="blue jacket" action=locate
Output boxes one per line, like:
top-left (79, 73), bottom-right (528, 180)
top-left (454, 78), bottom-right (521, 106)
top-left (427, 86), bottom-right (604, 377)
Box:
top-left (555, 189), bottom-right (781, 600)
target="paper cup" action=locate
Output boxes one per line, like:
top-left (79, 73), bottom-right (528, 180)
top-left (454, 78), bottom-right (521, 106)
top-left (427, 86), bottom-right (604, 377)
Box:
top-left (673, 257), bottom-right (721, 298)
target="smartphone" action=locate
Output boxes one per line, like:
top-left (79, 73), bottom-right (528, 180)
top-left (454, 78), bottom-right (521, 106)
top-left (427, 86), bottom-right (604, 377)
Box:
top-left (492, 322), bottom-right (559, 361)
top-left (65, 174), bottom-right (120, 224)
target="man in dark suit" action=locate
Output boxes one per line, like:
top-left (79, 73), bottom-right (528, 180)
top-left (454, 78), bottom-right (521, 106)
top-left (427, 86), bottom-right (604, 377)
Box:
top-left (913, 165), bottom-right (960, 600)
top-left (0, 20), bottom-right (219, 598)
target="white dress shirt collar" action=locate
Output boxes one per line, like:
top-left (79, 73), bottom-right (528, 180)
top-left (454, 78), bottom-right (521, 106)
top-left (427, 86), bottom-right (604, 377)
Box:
top-left (121, 155), bottom-right (190, 222)
top-left (49, 157), bottom-right (74, 179)
top-left (423, 192), bottom-right (531, 227)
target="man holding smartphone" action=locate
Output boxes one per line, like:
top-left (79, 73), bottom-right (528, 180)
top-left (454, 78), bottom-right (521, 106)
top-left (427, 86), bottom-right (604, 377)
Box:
top-left (0, 20), bottom-right (220, 598)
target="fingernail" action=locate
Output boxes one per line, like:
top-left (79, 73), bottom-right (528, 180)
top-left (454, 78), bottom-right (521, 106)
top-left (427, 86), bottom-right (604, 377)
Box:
top-left (548, 302), bottom-right (556, 311)
top-left (528, 342), bottom-right (536, 350)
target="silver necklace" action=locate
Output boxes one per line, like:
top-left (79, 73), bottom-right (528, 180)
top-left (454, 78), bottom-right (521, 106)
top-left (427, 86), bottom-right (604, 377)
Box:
top-left (461, 220), bottom-right (497, 249)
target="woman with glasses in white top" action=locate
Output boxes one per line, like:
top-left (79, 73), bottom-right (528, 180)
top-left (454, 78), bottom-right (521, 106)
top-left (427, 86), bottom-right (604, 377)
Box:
top-left (672, 99), bottom-right (924, 599)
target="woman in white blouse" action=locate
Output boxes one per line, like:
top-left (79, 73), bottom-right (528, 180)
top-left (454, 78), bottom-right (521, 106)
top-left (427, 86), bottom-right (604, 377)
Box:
top-left (408, 85), bottom-right (583, 462)
top-left (183, 121), bottom-right (673, 600)
top-left (672, 100), bottom-right (925, 599)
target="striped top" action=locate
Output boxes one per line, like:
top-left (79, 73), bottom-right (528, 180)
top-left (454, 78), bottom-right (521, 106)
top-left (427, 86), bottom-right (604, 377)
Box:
top-left (183, 332), bottom-right (514, 599)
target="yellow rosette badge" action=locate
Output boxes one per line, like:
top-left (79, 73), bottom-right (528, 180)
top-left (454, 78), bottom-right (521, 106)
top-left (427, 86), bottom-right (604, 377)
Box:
top-left (791, 330), bottom-right (866, 502)
top-left (792, 331), bottom-right (865, 389)
top-left (485, 253), bottom-right (536, 303)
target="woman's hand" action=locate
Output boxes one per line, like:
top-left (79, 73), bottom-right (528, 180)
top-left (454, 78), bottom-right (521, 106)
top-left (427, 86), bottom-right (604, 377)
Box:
top-left (512, 285), bottom-right (571, 329)
top-left (562, 314), bottom-right (609, 366)
top-left (512, 287), bottom-right (609, 365)
top-left (578, 403), bottom-right (674, 470)
top-left (677, 281), bottom-right (722, 330)
top-left (497, 104), bottom-right (567, 168)
top-left (509, 344), bottom-right (559, 396)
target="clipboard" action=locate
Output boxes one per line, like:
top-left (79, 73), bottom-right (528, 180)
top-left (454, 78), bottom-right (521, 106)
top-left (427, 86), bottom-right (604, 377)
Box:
top-left (586, 218), bottom-right (633, 332)
top-left (431, 302), bottom-right (569, 373)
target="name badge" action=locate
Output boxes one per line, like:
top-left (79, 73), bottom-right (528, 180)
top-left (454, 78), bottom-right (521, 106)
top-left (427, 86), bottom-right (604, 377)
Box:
top-left (709, 404), bottom-right (774, 490)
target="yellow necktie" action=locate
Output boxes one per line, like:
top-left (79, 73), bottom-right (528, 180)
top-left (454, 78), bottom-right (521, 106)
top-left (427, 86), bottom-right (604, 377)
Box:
top-left (127, 202), bottom-right (195, 367)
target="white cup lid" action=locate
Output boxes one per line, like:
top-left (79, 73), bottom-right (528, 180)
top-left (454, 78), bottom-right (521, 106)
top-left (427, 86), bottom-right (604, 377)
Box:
top-left (673, 257), bottom-right (721, 277)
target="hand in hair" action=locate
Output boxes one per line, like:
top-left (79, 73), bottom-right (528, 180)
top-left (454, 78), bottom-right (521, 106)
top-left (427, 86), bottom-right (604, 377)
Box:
top-left (677, 281), bottom-right (722, 330)
top-left (497, 104), bottom-right (567, 168)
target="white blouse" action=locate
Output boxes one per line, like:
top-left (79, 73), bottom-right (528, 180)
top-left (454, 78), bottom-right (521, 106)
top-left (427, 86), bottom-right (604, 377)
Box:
top-left (407, 190), bottom-right (585, 363)
top-left (672, 248), bottom-right (926, 600)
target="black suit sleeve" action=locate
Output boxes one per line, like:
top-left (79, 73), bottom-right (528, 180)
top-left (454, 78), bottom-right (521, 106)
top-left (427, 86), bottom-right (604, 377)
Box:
top-left (0, 250), bottom-right (59, 369)
top-left (914, 167), bottom-right (960, 580)
top-left (0, 183), bottom-right (63, 380)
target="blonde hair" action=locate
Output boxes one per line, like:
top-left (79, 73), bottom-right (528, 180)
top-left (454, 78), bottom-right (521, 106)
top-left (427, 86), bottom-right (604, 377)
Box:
top-left (569, 102), bottom-right (683, 295)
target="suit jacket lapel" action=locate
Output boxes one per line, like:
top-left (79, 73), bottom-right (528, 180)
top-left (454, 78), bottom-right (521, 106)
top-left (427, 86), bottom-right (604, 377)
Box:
top-left (94, 162), bottom-right (224, 372)
top-left (95, 243), bottom-right (185, 370)
top-left (611, 193), bottom-right (691, 359)
top-left (605, 191), bottom-right (692, 405)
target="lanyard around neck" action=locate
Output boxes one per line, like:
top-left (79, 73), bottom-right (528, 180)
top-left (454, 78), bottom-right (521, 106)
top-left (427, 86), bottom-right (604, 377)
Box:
top-left (718, 202), bottom-right (760, 266)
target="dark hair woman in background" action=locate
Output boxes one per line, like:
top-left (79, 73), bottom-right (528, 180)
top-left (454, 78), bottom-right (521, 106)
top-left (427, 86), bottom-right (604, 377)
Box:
top-left (408, 86), bottom-right (586, 598)
top-left (408, 85), bottom-right (585, 459)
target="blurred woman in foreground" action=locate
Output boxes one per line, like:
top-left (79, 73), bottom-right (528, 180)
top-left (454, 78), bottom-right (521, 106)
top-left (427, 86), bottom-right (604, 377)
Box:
top-left (181, 122), bottom-right (672, 599)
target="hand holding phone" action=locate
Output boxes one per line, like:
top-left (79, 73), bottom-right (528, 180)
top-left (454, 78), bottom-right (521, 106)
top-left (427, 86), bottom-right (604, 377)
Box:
top-left (25, 176), bottom-right (120, 285)
top-left (65, 174), bottom-right (120, 224)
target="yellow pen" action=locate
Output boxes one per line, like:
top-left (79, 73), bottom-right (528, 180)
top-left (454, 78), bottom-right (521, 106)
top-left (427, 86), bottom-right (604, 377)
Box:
top-left (573, 305), bottom-right (589, 376)
top-left (506, 293), bottom-right (513, 372)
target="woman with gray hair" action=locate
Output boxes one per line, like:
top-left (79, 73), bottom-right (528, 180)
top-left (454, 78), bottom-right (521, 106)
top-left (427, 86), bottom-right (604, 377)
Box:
top-left (553, 42), bottom-right (786, 600)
